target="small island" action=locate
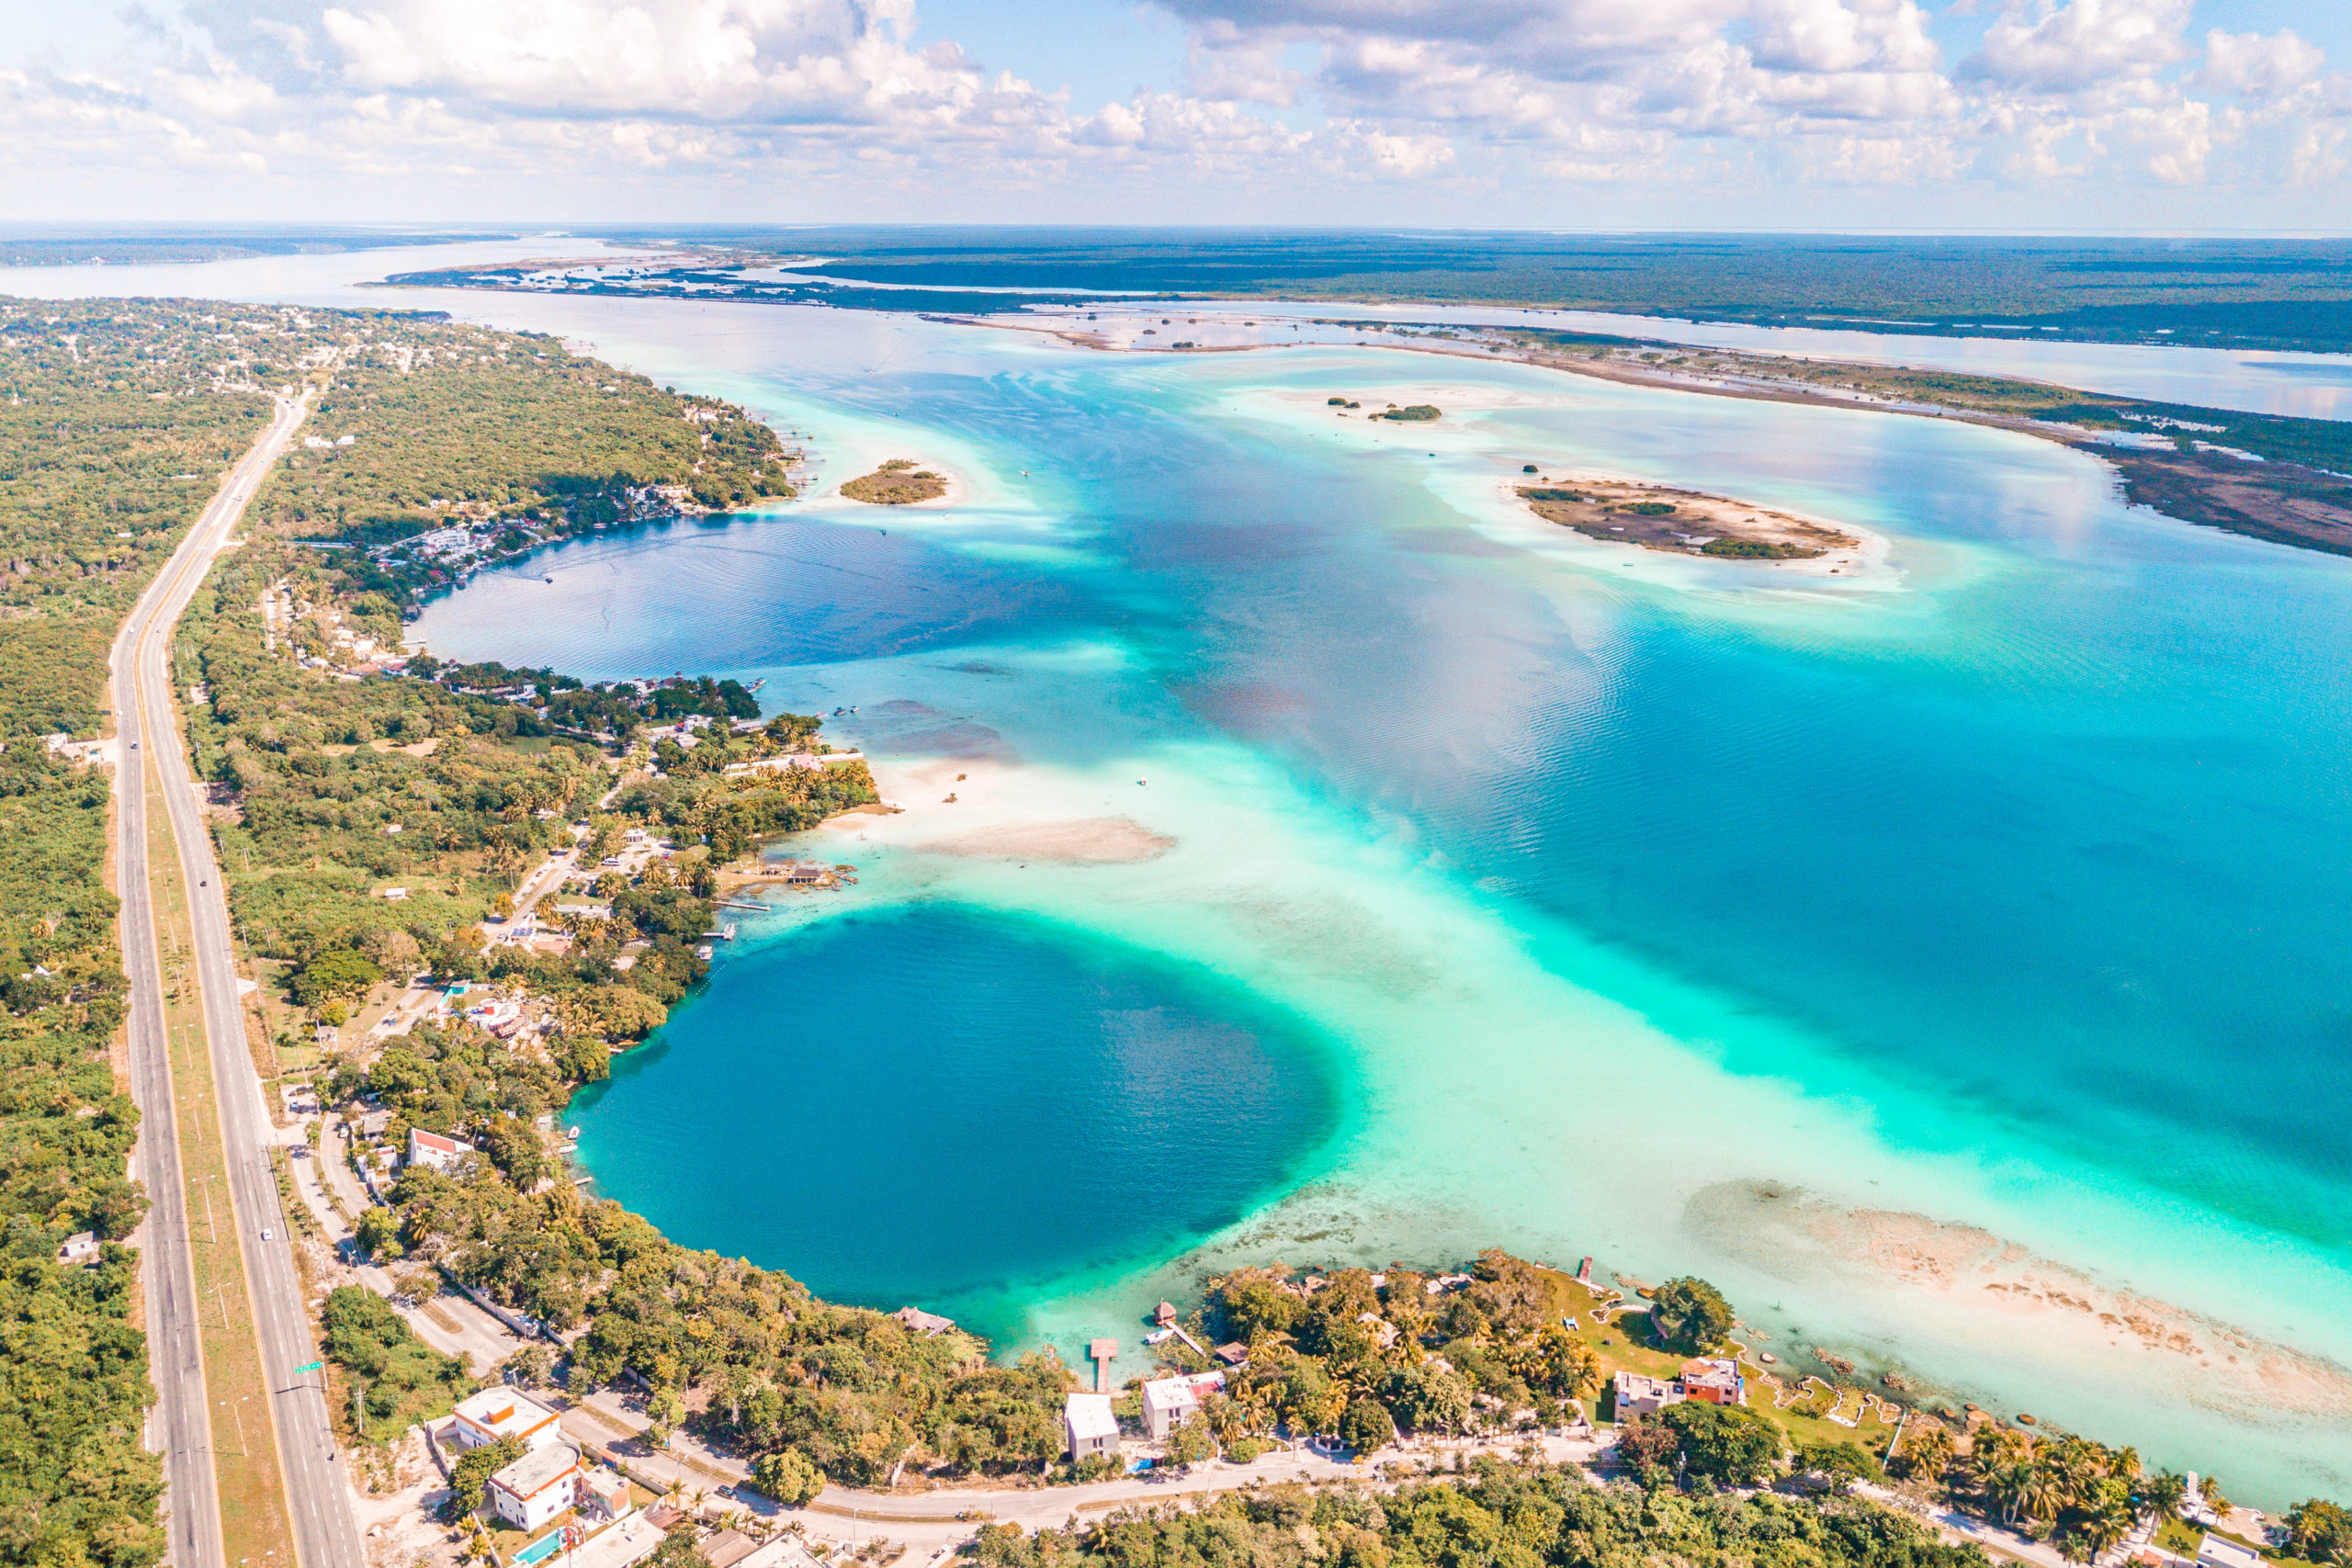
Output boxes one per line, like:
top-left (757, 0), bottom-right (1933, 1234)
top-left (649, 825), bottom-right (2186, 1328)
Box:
top-left (1519, 476), bottom-right (1856, 559)
top-left (842, 457), bottom-right (948, 504)
top-left (1380, 402), bottom-right (1442, 421)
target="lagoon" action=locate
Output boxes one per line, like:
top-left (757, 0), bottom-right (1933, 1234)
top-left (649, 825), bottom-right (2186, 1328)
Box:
top-left (412, 303), bottom-right (2352, 1501)
top-left (12, 246), bottom-right (2352, 1499)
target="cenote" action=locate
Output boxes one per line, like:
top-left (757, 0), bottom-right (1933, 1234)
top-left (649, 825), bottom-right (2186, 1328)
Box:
top-left (564, 903), bottom-right (1340, 1335)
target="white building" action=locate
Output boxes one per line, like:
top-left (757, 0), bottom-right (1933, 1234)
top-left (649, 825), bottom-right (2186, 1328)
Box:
top-left (2198, 1538), bottom-right (2262, 1568)
top-left (1139, 1371), bottom-right (1226, 1439)
top-left (1064, 1392), bottom-right (1119, 1462)
top-left (1611, 1371), bottom-right (1682, 1423)
top-left (487, 1442), bottom-right (583, 1532)
top-left (450, 1388), bottom-right (565, 1452)
top-left (407, 1128), bottom-right (476, 1172)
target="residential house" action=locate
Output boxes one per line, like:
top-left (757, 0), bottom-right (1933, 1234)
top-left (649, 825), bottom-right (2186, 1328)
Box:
top-left (450, 1388), bottom-right (565, 1451)
top-left (1140, 1371), bottom-right (1226, 1440)
top-left (704, 1534), bottom-right (759, 1568)
top-left (1611, 1371), bottom-right (1681, 1423)
top-left (407, 1128), bottom-right (476, 1172)
top-left (893, 1307), bottom-right (956, 1337)
top-left (485, 1442), bottom-right (583, 1533)
top-left (576, 1468), bottom-right (631, 1522)
top-left (2198, 1539), bottom-right (2262, 1568)
top-left (56, 1232), bottom-right (101, 1266)
top-left (1678, 1358), bottom-right (1747, 1406)
top-left (1064, 1392), bottom-right (1119, 1463)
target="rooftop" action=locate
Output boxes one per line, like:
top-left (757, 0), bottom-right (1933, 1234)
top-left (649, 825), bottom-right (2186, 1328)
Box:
top-left (1065, 1392), bottom-right (1118, 1440)
top-left (491, 1442), bottom-right (581, 1499)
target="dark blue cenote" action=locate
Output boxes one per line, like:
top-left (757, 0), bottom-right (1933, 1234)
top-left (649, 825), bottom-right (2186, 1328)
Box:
top-left (563, 905), bottom-right (1340, 1331)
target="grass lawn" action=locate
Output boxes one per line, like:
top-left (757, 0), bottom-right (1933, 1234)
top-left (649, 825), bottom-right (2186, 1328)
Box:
top-left (1532, 1267), bottom-right (1905, 1461)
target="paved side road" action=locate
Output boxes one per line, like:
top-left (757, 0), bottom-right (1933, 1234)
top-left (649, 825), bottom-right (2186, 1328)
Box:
top-left (113, 391), bottom-right (365, 1568)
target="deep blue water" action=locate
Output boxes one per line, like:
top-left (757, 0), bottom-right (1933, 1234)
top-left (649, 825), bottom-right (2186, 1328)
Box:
top-left (565, 906), bottom-right (1340, 1311)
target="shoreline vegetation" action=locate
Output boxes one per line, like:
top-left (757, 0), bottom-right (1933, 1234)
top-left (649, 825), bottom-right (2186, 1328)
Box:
top-left (16, 293), bottom-right (2352, 1568)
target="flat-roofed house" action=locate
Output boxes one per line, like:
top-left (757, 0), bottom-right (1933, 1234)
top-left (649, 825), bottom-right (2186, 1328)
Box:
top-left (1139, 1371), bottom-right (1226, 1439)
top-left (450, 1388), bottom-right (564, 1452)
top-left (1678, 1358), bottom-right (1747, 1406)
top-left (486, 1442), bottom-right (582, 1533)
top-left (1064, 1392), bottom-right (1119, 1462)
top-left (1611, 1371), bottom-right (1682, 1423)
top-left (2198, 1537), bottom-right (2263, 1568)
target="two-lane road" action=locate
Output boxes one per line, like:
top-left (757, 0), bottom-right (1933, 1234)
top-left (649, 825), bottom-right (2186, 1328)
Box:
top-left (113, 392), bottom-right (364, 1568)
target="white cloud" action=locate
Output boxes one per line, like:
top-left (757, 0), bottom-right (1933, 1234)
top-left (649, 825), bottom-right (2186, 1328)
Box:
top-left (0, 0), bottom-right (2341, 218)
top-left (1964, 0), bottom-right (2189, 94)
top-left (2197, 28), bottom-right (2324, 99)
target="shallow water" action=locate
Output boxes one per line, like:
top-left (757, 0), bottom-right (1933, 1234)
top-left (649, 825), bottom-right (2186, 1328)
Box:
top-left (401, 300), bottom-right (2352, 1498)
top-left (12, 248), bottom-right (2352, 1498)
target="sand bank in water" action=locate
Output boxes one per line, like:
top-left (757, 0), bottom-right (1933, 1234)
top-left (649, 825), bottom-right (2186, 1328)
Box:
top-left (916, 817), bottom-right (1176, 863)
top-left (1684, 1179), bottom-right (2352, 1421)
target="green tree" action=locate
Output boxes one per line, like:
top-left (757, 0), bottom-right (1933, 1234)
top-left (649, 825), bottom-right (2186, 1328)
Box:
top-left (751, 1448), bottom-right (823, 1506)
top-left (1657, 1401), bottom-right (1784, 1486)
top-left (443, 1437), bottom-right (524, 1521)
top-left (1165, 1413), bottom-right (1216, 1467)
top-left (1340, 1398), bottom-right (1396, 1455)
top-left (649, 1524), bottom-right (708, 1568)
top-left (1897, 1423), bottom-right (1958, 1495)
top-left (1647, 1278), bottom-right (1735, 1354)
top-left (2056, 1478), bottom-right (2136, 1564)
top-left (1614, 1416), bottom-right (1679, 1483)
top-left (1383, 1362), bottom-right (1472, 1435)
top-left (293, 949), bottom-right (383, 1008)
top-left (354, 1204), bottom-right (405, 1260)
top-left (2142, 1472), bottom-right (2190, 1527)
top-left (1796, 1438), bottom-right (1885, 1492)
top-left (2286, 1500), bottom-right (2352, 1565)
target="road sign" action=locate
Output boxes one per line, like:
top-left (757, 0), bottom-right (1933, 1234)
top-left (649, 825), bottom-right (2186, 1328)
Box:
top-left (296, 1361), bottom-right (323, 1373)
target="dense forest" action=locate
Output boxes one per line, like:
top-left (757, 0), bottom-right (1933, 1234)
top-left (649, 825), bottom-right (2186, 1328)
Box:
top-left (0, 299), bottom-right (309, 1568)
top-left (248, 317), bottom-right (795, 588)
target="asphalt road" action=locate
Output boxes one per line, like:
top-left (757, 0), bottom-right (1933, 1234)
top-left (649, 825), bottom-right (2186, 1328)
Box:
top-left (113, 392), bottom-right (364, 1568)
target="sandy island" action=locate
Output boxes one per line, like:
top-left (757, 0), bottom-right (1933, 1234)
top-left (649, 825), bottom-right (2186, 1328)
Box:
top-left (1515, 471), bottom-right (1860, 562)
top-left (816, 754), bottom-right (1179, 865)
top-left (838, 457), bottom-right (963, 508)
top-left (916, 816), bottom-right (1174, 863)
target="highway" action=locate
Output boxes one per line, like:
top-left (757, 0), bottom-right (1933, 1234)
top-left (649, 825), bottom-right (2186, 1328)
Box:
top-left (112, 391), bottom-right (365, 1568)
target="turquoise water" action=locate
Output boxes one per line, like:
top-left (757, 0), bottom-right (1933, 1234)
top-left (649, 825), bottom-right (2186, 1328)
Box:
top-left (382, 301), bottom-right (2352, 1500)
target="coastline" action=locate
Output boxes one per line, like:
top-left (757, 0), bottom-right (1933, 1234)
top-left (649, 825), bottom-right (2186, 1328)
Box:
top-left (401, 299), bottom-right (2352, 1504)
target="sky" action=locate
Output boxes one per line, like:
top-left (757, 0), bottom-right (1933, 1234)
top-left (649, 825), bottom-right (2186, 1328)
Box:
top-left (5, 0), bottom-right (2348, 231)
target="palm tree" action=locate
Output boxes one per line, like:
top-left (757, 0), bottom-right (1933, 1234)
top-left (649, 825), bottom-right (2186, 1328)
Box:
top-left (2018, 1463), bottom-right (2070, 1527)
top-left (1900, 1424), bottom-right (1957, 1497)
top-left (2143, 1472), bottom-right (2190, 1528)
